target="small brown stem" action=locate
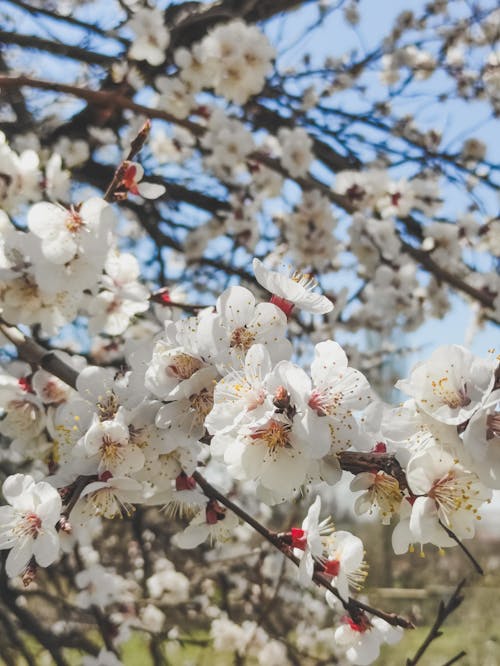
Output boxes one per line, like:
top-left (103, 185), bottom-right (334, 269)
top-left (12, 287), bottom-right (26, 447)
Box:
top-left (406, 579), bottom-right (466, 666)
top-left (103, 119), bottom-right (151, 202)
top-left (440, 650), bottom-right (467, 666)
top-left (438, 520), bottom-right (484, 575)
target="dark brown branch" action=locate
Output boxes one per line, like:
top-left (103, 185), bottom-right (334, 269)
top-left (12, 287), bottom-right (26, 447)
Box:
top-left (192, 471), bottom-right (414, 630)
top-left (406, 579), bottom-right (466, 666)
top-left (0, 76), bottom-right (202, 134)
top-left (0, 74), bottom-right (496, 318)
top-left (338, 450), bottom-right (408, 491)
top-left (0, 320), bottom-right (78, 389)
top-left (0, 31), bottom-right (117, 66)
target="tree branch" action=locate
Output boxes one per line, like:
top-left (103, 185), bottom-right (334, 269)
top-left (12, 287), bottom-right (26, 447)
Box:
top-left (406, 579), bottom-right (466, 666)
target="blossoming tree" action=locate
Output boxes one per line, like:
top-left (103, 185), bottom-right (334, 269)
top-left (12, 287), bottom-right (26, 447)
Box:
top-left (0, 0), bottom-right (498, 664)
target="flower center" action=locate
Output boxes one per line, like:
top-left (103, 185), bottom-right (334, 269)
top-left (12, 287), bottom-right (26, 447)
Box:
top-left (43, 379), bottom-right (66, 403)
top-left (100, 434), bottom-right (124, 464)
top-left (229, 326), bottom-right (256, 352)
top-left (250, 419), bottom-right (291, 452)
top-left (167, 353), bottom-right (203, 381)
top-left (189, 387), bottom-right (214, 426)
top-left (308, 388), bottom-right (343, 417)
top-left (5, 399), bottom-right (41, 434)
top-left (367, 471), bottom-right (403, 523)
top-left (96, 392), bottom-right (119, 421)
top-left (86, 486), bottom-right (134, 519)
top-left (428, 469), bottom-right (484, 525)
top-left (431, 376), bottom-right (471, 409)
top-left (19, 512), bottom-right (42, 539)
top-left (65, 207), bottom-right (84, 233)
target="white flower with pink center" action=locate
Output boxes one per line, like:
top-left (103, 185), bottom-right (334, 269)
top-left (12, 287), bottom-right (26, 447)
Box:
top-left (323, 531), bottom-right (367, 603)
top-left (395, 345), bottom-right (496, 425)
top-left (87, 252), bottom-right (149, 336)
top-left (0, 373), bottom-right (46, 449)
top-left (335, 615), bottom-right (403, 665)
top-left (253, 258), bottom-right (333, 316)
top-left (463, 389), bottom-right (500, 488)
top-left (211, 358), bottom-right (332, 501)
top-left (154, 365), bottom-right (218, 447)
top-left (406, 446), bottom-right (491, 547)
top-left (0, 474), bottom-right (61, 577)
top-left (27, 198), bottom-right (113, 265)
top-left (351, 469), bottom-right (403, 525)
top-left (145, 317), bottom-right (210, 401)
top-left (71, 475), bottom-right (144, 523)
top-left (76, 409), bottom-right (145, 477)
top-left (291, 496), bottom-right (335, 584)
top-left (126, 8), bottom-right (170, 66)
top-left (120, 162), bottom-right (165, 199)
top-left (198, 285), bottom-right (291, 368)
top-left (308, 340), bottom-right (372, 453)
top-left (205, 344), bottom-right (274, 435)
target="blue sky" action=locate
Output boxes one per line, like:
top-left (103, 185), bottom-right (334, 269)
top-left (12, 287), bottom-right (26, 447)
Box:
top-left (265, 0), bottom-right (499, 360)
top-left (4, 0), bottom-right (498, 363)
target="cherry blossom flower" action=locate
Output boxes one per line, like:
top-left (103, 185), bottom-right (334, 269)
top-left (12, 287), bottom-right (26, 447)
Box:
top-left (75, 409), bottom-right (145, 477)
top-left (71, 475), bottom-right (144, 523)
top-left (126, 8), bottom-right (170, 66)
top-left (0, 373), bottom-right (46, 450)
top-left (0, 474), bottom-right (61, 577)
top-left (120, 162), bottom-right (165, 200)
top-left (87, 252), bottom-right (149, 336)
top-left (463, 390), bottom-right (500, 488)
top-left (198, 285), bottom-right (292, 368)
top-left (278, 127), bottom-right (314, 177)
top-left (395, 345), bottom-right (496, 425)
top-left (27, 198), bottom-right (113, 265)
top-left (406, 446), bottom-right (491, 547)
top-left (291, 495), bottom-right (335, 584)
top-left (323, 530), bottom-right (367, 603)
top-left (335, 615), bottom-right (403, 665)
top-left (253, 258), bottom-right (333, 315)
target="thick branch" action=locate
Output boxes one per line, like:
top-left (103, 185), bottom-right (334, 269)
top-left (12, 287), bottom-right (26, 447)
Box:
top-left (0, 320), bottom-right (78, 389)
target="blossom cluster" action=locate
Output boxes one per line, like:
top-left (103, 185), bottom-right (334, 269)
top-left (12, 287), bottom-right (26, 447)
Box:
top-left (0, 234), bottom-right (498, 662)
top-left (0, 2), bottom-right (499, 663)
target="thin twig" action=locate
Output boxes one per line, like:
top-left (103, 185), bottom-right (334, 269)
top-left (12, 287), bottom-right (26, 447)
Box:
top-left (440, 650), bottom-right (467, 666)
top-left (406, 579), bottom-right (466, 666)
top-left (192, 471), bottom-right (414, 629)
top-left (438, 520), bottom-right (484, 575)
